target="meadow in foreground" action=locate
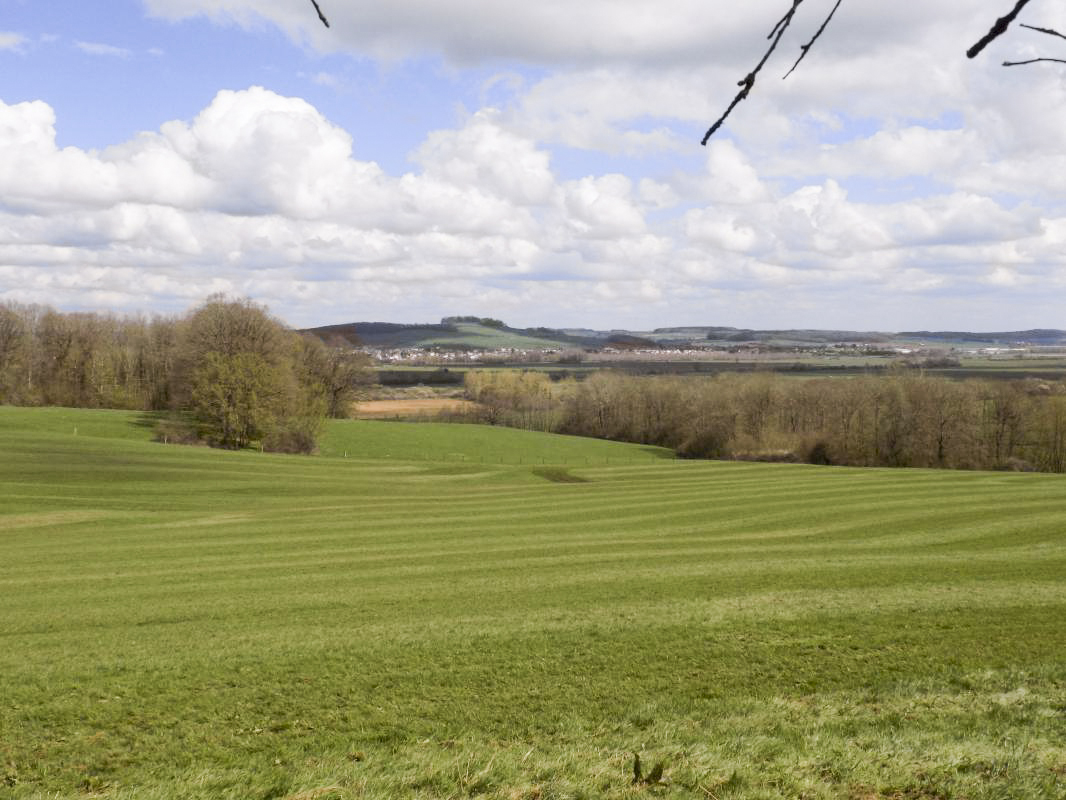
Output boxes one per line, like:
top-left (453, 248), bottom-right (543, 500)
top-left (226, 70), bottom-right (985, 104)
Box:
top-left (1, 407), bottom-right (1064, 799)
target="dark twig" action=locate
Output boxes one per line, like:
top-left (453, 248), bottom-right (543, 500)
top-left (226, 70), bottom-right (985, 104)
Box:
top-left (967, 0), bottom-right (1032, 59)
top-left (999, 21), bottom-right (1066, 67)
top-left (998, 20), bottom-right (1066, 68)
top-left (1004, 57), bottom-right (1066, 66)
top-left (700, 73), bottom-right (755, 145)
top-left (309, 0), bottom-right (330, 28)
top-left (784, 0), bottom-right (844, 79)
top-left (701, 0), bottom-right (806, 145)
top-left (1020, 24), bottom-right (1066, 43)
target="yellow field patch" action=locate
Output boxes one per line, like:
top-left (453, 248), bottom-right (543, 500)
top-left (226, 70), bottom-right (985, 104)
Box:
top-left (355, 398), bottom-right (478, 417)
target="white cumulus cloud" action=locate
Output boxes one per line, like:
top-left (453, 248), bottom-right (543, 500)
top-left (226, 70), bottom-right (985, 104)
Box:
top-left (75, 41), bottom-right (133, 58)
top-left (0, 32), bottom-right (25, 51)
top-left (8, 0), bottom-right (1066, 335)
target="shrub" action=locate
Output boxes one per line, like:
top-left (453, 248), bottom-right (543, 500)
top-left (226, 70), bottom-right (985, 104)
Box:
top-left (733, 449), bottom-right (801, 463)
top-left (153, 415), bottom-right (201, 445)
top-left (1000, 456), bottom-right (1037, 472)
top-left (262, 426), bottom-right (318, 454)
top-left (804, 439), bottom-right (833, 465)
top-left (676, 428), bottom-right (730, 459)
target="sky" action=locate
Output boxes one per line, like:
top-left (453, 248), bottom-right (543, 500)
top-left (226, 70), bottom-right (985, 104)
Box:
top-left (1, 0), bottom-right (1065, 331)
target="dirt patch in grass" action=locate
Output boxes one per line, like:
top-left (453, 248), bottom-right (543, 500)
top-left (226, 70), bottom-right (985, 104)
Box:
top-left (531, 467), bottom-right (590, 483)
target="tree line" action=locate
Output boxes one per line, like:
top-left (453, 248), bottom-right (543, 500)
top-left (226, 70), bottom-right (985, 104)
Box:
top-left (0, 297), bottom-right (370, 452)
top-left (464, 368), bottom-right (1066, 473)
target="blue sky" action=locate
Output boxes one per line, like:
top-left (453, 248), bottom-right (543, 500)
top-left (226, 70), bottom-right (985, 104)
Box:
top-left (3, 0), bottom-right (480, 171)
top-left (1, 0), bottom-right (1064, 330)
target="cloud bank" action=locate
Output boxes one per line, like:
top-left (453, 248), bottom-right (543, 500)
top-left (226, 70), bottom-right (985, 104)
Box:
top-left (1, 2), bottom-right (1064, 328)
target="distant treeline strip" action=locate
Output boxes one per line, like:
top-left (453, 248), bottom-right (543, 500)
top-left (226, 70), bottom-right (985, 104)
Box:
top-left (462, 369), bottom-right (1066, 473)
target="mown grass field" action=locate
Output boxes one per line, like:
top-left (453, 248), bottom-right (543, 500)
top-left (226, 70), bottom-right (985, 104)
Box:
top-left (1, 406), bottom-right (1065, 799)
top-left (318, 419), bottom-right (669, 464)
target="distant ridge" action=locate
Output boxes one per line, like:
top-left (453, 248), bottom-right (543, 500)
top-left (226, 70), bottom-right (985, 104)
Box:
top-left (898, 329), bottom-right (1066, 345)
top-left (302, 321), bottom-right (454, 347)
top-left (303, 320), bottom-right (1066, 350)
top-left (302, 319), bottom-right (592, 349)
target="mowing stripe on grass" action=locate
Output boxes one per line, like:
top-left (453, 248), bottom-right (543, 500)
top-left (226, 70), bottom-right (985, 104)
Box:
top-left (1, 406), bottom-right (1065, 799)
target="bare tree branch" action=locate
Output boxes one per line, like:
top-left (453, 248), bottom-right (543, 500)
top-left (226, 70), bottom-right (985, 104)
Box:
top-left (701, 0), bottom-right (806, 146)
top-left (309, 0), bottom-right (330, 28)
top-left (783, 0), bottom-right (844, 80)
top-left (702, 0), bottom-right (847, 145)
top-left (1020, 23), bottom-right (1066, 43)
top-left (1004, 57), bottom-right (1066, 66)
top-left (967, 0), bottom-right (1033, 59)
top-left (702, 0), bottom-right (1066, 145)
top-left (995, 18), bottom-right (1066, 68)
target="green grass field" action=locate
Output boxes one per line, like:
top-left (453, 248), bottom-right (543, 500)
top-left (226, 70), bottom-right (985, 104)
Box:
top-left (1, 407), bottom-right (1065, 799)
top-left (319, 419), bottom-right (669, 464)
top-left (419, 323), bottom-right (570, 350)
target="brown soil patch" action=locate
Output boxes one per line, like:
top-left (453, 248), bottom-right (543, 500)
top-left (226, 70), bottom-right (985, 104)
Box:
top-left (355, 398), bottom-right (478, 417)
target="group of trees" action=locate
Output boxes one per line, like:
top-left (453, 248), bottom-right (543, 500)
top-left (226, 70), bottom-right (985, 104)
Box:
top-left (8, 293), bottom-right (1066, 472)
top-left (0, 297), bottom-right (370, 452)
top-left (464, 368), bottom-right (1066, 473)
top-left (462, 369), bottom-right (558, 432)
top-left (441, 316), bottom-right (507, 329)
top-left (0, 304), bottom-right (177, 411)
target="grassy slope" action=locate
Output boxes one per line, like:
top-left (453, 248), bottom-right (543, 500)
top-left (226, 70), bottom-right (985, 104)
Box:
top-left (1, 407), bottom-right (1065, 799)
top-left (319, 419), bottom-right (669, 464)
top-left (418, 323), bottom-right (571, 350)
top-left (318, 322), bottom-right (577, 350)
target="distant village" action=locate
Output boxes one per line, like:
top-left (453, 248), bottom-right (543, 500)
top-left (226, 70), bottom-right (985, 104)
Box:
top-left (363, 341), bottom-right (1066, 367)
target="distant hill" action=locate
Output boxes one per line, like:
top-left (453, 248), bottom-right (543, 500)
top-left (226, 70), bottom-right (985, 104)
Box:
top-left (897, 329), bottom-right (1066, 346)
top-left (304, 320), bottom-right (1066, 350)
top-left (605, 333), bottom-right (661, 349)
top-left (566, 326), bottom-right (892, 346)
top-left (697, 328), bottom-right (892, 345)
top-left (303, 321), bottom-right (456, 348)
top-left (303, 320), bottom-right (590, 350)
